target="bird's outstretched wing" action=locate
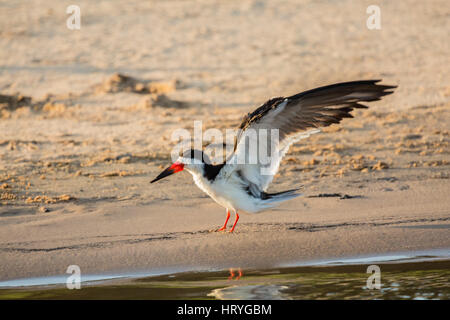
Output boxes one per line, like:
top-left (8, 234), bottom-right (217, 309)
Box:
top-left (227, 80), bottom-right (396, 191)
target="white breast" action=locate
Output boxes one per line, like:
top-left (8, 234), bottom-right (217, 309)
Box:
top-left (190, 170), bottom-right (267, 213)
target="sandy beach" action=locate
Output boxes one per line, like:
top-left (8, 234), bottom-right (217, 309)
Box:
top-left (0, 0), bottom-right (449, 282)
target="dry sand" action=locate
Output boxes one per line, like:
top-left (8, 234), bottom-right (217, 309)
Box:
top-left (0, 0), bottom-right (449, 281)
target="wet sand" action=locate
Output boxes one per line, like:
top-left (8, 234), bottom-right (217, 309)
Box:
top-left (0, 177), bottom-right (449, 281)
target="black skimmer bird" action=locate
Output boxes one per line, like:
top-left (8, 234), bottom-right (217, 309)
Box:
top-left (151, 80), bottom-right (396, 232)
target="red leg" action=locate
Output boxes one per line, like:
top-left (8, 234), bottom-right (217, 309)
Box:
top-left (229, 212), bottom-right (239, 233)
top-left (217, 210), bottom-right (230, 231)
top-left (228, 268), bottom-right (235, 280)
top-left (235, 268), bottom-right (243, 280)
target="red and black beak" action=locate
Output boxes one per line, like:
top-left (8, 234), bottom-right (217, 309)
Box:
top-left (150, 162), bottom-right (184, 183)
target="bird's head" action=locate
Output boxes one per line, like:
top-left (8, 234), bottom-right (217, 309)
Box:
top-left (150, 149), bottom-right (208, 183)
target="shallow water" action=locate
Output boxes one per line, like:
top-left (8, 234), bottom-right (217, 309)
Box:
top-left (0, 258), bottom-right (448, 300)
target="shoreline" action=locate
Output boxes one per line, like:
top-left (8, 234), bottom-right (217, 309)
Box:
top-left (1, 248), bottom-right (449, 289)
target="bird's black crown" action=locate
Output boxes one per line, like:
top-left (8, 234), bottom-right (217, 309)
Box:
top-left (180, 148), bottom-right (209, 163)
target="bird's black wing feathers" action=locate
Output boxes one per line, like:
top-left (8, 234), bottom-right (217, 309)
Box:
top-left (233, 80), bottom-right (396, 151)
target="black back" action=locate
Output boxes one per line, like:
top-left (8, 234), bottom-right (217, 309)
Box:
top-left (204, 163), bottom-right (225, 181)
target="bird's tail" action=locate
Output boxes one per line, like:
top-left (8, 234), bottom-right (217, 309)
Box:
top-left (261, 188), bottom-right (302, 204)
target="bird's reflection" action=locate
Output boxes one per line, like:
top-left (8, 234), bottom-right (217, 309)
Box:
top-left (228, 268), bottom-right (243, 280)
